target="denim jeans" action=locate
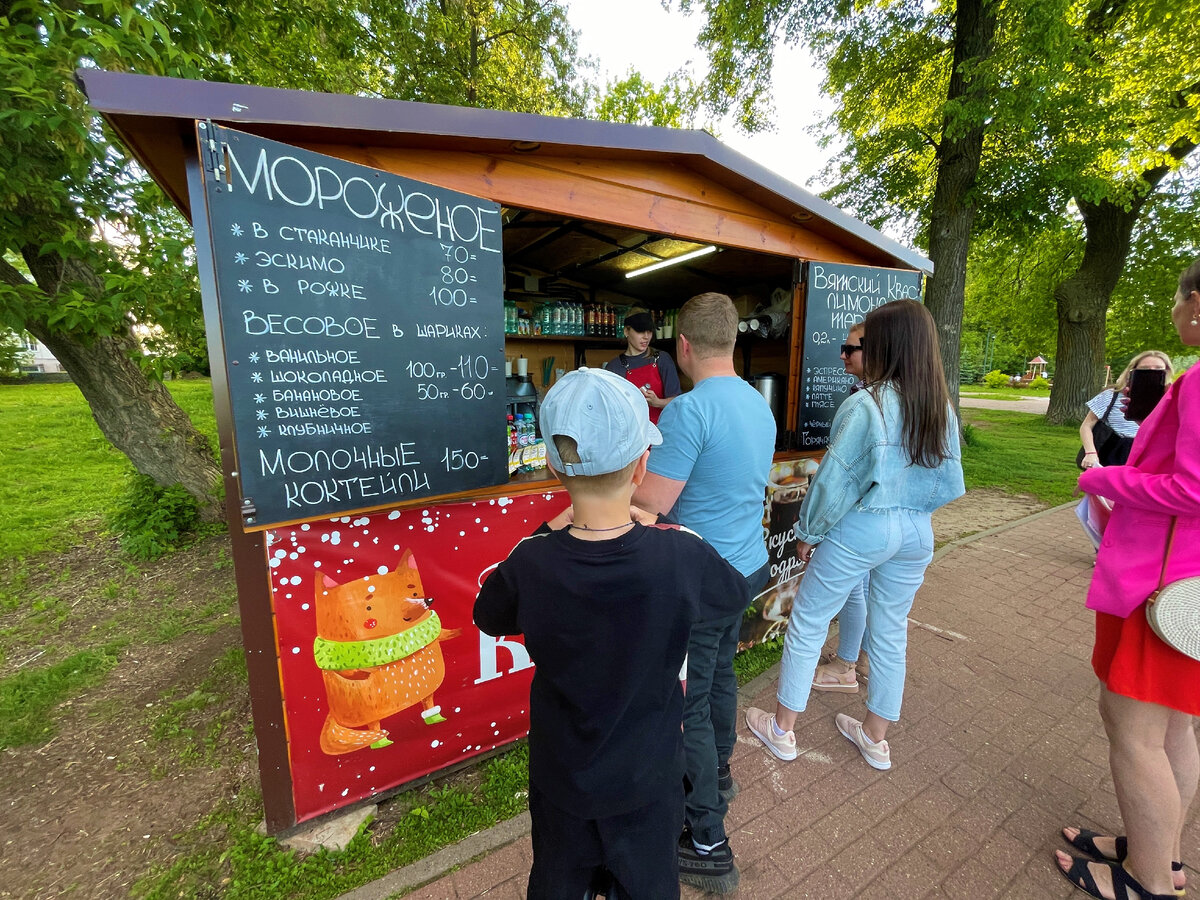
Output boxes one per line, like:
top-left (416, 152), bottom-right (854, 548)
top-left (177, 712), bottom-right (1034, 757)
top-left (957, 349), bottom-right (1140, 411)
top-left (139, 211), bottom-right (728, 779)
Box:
top-left (683, 562), bottom-right (769, 847)
top-left (835, 574), bottom-right (868, 663)
top-left (778, 507), bottom-right (933, 722)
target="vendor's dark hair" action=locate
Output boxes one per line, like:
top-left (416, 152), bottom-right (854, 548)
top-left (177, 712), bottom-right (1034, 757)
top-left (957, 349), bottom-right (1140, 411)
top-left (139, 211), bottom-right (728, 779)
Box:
top-left (1179, 257), bottom-right (1200, 297)
top-left (861, 300), bottom-right (951, 468)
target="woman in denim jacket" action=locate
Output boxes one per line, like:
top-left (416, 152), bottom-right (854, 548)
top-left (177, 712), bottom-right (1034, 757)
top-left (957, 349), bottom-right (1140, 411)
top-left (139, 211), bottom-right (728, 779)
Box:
top-left (746, 300), bottom-right (964, 771)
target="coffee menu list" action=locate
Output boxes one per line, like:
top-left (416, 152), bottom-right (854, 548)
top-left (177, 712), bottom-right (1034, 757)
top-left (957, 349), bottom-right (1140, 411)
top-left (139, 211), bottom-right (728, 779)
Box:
top-left (201, 127), bottom-right (507, 528)
top-left (798, 262), bottom-right (924, 450)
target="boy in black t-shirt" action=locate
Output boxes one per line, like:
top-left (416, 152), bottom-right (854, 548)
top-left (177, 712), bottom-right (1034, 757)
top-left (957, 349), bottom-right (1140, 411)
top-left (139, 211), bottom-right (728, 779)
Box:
top-left (475, 367), bottom-right (749, 900)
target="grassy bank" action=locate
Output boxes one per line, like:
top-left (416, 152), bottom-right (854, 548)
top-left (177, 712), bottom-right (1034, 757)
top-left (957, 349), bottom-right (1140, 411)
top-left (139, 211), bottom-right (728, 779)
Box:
top-left (960, 407), bottom-right (1080, 505)
top-left (0, 379), bottom-right (218, 560)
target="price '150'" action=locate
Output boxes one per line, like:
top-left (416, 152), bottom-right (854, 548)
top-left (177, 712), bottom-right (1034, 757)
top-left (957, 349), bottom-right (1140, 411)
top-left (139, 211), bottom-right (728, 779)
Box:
top-left (442, 448), bottom-right (486, 471)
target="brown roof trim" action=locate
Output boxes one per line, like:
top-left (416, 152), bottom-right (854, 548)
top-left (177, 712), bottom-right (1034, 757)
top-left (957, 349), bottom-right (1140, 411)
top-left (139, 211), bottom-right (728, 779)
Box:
top-left (77, 69), bottom-right (932, 273)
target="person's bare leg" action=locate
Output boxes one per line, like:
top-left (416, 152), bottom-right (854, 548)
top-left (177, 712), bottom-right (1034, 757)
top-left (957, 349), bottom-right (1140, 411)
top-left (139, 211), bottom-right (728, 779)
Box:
top-left (1100, 688), bottom-right (1178, 894)
top-left (863, 710), bottom-right (889, 744)
top-left (1164, 710), bottom-right (1198, 872)
top-left (774, 702), bottom-right (799, 733)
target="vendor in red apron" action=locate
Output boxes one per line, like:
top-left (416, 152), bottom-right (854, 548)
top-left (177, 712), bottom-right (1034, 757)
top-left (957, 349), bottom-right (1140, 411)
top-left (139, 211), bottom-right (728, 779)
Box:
top-left (604, 310), bottom-right (682, 424)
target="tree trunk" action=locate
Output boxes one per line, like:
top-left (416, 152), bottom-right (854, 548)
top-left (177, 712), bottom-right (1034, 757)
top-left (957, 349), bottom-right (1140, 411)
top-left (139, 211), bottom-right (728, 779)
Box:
top-left (1045, 199), bottom-right (1143, 424)
top-left (15, 252), bottom-right (225, 522)
top-left (1045, 131), bottom-right (1196, 424)
top-left (924, 0), bottom-right (996, 412)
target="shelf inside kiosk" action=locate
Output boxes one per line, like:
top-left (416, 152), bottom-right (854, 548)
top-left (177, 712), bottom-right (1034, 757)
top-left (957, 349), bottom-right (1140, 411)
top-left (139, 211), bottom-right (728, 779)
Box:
top-left (498, 206), bottom-right (797, 484)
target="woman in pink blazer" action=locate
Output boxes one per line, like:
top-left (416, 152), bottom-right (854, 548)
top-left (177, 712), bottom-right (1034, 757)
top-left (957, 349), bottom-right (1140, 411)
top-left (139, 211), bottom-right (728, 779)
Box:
top-left (1056, 258), bottom-right (1200, 900)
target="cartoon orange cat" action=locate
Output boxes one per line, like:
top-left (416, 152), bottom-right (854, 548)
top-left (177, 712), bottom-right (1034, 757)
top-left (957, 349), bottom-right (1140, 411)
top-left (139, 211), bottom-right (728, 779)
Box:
top-left (312, 549), bottom-right (460, 755)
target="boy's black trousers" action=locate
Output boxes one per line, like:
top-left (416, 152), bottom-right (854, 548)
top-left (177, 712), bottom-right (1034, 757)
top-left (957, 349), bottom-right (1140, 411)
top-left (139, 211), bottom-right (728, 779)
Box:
top-left (526, 782), bottom-right (683, 900)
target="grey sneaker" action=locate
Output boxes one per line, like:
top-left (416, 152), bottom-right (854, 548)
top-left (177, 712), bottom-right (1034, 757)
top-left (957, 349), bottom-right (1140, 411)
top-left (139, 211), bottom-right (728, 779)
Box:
top-left (745, 706), bottom-right (797, 761)
top-left (678, 833), bottom-right (740, 894)
top-left (835, 712), bottom-right (891, 770)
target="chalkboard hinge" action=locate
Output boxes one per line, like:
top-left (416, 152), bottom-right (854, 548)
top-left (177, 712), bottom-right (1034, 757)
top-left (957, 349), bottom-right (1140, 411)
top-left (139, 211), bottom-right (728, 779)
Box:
top-left (198, 120), bottom-right (225, 183)
top-left (240, 497), bottom-right (258, 527)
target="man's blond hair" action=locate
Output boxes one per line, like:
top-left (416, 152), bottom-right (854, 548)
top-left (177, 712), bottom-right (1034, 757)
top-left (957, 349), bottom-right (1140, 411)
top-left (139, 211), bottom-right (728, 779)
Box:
top-left (678, 292), bottom-right (737, 358)
top-left (552, 434), bottom-right (639, 496)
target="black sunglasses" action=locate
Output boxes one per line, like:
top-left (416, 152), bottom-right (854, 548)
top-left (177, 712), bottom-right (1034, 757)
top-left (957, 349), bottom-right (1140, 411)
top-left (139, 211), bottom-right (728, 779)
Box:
top-left (839, 343), bottom-right (862, 356)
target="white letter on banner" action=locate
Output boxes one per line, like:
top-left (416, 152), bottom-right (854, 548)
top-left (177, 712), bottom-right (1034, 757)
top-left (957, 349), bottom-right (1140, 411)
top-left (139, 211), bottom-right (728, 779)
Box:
top-left (474, 631), bottom-right (534, 684)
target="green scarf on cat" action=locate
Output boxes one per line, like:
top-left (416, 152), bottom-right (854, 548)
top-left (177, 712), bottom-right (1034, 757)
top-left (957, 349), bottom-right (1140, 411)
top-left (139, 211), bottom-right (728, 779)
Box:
top-left (313, 612), bottom-right (442, 671)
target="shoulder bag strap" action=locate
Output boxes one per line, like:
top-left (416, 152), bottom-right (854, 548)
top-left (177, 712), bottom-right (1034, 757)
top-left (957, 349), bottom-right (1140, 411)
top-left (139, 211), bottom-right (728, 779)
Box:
top-left (1149, 518), bottom-right (1178, 603)
top-left (1101, 390), bottom-right (1120, 424)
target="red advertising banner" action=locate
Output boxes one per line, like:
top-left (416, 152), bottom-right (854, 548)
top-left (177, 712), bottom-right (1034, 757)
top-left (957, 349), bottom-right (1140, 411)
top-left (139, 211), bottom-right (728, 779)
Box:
top-left (267, 490), bottom-right (565, 823)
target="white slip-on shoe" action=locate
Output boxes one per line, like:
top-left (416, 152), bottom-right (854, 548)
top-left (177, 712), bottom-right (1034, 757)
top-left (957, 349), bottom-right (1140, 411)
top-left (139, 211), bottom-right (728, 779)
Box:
top-left (745, 706), bottom-right (797, 761)
top-left (835, 712), bottom-right (891, 770)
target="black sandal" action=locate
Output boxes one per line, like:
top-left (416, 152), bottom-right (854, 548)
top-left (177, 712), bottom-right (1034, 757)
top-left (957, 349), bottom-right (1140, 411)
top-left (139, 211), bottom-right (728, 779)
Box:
top-left (1063, 829), bottom-right (1187, 895)
top-left (1057, 855), bottom-right (1178, 900)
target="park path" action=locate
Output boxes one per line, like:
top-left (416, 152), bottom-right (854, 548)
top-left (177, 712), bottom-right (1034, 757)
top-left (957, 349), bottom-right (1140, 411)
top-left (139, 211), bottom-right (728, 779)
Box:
top-left (960, 395), bottom-right (1051, 415)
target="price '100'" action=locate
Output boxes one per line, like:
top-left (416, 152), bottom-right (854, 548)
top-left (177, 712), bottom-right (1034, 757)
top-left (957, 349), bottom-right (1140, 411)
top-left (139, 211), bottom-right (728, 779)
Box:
top-left (430, 287), bottom-right (468, 306)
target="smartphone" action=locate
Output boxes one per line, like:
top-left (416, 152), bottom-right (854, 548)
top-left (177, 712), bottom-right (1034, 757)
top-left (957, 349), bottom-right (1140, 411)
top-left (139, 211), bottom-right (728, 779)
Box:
top-left (1125, 367), bottom-right (1167, 422)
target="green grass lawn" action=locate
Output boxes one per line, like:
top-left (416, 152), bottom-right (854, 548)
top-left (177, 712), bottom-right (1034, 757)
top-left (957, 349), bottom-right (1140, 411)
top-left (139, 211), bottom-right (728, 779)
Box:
top-left (0, 380), bottom-right (218, 560)
top-left (960, 407), bottom-right (1080, 505)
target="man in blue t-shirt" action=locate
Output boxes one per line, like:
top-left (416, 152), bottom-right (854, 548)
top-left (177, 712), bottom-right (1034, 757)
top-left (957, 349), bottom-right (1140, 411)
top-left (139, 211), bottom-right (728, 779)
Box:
top-left (634, 292), bottom-right (775, 894)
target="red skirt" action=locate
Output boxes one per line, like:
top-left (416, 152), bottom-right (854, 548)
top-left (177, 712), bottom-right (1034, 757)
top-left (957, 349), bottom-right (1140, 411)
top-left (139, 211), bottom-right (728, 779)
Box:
top-left (1093, 604), bottom-right (1200, 715)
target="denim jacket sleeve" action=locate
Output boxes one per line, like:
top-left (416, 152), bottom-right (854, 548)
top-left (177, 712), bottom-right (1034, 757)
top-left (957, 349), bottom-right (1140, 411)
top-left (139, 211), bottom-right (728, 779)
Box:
top-left (796, 393), bottom-right (882, 544)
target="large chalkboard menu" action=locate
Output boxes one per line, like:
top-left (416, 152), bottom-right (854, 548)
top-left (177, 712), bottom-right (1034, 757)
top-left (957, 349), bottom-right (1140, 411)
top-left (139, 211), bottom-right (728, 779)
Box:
top-left (199, 126), bottom-right (507, 528)
top-left (798, 262), bottom-right (924, 450)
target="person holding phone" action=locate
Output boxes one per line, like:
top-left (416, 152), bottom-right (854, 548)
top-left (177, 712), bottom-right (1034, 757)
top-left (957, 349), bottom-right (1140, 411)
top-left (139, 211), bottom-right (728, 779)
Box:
top-left (1079, 352), bottom-right (1173, 469)
top-left (1055, 259), bottom-right (1200, 900)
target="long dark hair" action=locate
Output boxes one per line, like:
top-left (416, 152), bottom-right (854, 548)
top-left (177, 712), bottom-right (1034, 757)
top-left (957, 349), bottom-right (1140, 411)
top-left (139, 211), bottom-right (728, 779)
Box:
top-left (861, 300), bottom-right (952, 468)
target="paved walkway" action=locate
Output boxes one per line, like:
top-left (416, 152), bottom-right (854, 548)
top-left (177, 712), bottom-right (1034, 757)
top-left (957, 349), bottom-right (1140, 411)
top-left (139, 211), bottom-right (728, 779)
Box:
top-left (342, 505), bottom-right (1198, 899)
top-left (960, 395), bottom-right (1051, 415)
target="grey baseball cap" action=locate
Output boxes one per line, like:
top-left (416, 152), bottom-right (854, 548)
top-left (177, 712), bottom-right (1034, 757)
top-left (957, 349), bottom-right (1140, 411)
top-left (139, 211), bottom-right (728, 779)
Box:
top-left (540, 367), bottom-right (663, 476)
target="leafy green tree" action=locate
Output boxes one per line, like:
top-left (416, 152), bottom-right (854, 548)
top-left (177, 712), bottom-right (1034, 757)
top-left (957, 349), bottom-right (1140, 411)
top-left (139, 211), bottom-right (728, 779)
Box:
top-left (677, 0), bottom-right (1200, 422)
top-left (594, 70), bottom-right (700, 127)
top-left (0, 0), bottom-right (227, 518)
top-left (677, 0), bottom-right (998, 407)
top-left (0, 0), bottom-right (620, 522)
top-left (0, 331), bottom-right (31, 375)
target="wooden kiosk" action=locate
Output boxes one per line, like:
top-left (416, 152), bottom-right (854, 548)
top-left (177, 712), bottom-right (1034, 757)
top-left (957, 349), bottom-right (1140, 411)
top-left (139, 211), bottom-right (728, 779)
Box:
top-left (80, 70), bottom-right (931, 834)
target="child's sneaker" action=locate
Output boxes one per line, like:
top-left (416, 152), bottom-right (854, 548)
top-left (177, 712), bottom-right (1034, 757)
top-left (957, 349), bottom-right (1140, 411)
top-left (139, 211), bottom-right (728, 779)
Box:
top-left (677, 834), bottom-right (740, 894)
top-left (835, 712), bottom-right (891, 770)
top-left (717, 764), bottom-right (739, 802)
top-left (745, 706), bottom-right (797, 761)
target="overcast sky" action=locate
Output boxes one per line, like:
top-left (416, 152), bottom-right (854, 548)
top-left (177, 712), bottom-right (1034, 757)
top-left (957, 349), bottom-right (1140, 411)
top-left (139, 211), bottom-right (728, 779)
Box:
top-left (563, 0), bottom-right (836, 193)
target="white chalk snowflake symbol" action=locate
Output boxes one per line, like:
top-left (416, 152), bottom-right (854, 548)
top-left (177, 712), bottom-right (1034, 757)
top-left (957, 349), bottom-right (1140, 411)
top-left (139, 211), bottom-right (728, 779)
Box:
top-left (254, 393), bottom-right (265, 403)
top-left (256, 410), bottom-right (267, 420)
top-left (248, 351), bottom-right (260, 363)
top-left (238, 279), bottom-right (253, 293)
top-left (250, 372), bottom-right (263, 383)
top-left (234, 252), bottom-right (248, 264)
top-left (257, 426), bottom-right (270, 438)
top-left (230, 223), bottom-right (244, 237)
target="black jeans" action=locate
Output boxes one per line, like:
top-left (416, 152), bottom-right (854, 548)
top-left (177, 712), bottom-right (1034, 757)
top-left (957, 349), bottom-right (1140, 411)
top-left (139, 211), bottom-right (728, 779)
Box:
top-left (527, 782), bottom-right (683, 900)
top-left (682, 562), bottom-right (770, 847)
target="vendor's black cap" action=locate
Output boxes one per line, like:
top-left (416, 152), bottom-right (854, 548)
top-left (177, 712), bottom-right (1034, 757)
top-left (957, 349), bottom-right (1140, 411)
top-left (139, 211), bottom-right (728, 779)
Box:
top-left (624, 311), bottom-right (655, 332)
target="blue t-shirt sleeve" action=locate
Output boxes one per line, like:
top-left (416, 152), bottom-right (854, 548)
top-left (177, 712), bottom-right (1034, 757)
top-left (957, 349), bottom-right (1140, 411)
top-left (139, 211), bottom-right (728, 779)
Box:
top-left (647, 396), bottom-right (703, 482)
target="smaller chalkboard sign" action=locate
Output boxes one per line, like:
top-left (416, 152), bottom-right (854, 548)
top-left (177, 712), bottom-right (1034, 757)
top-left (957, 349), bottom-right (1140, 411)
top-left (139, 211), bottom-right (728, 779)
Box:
top-left (198, 126), bottom-right (507, 528)
top-left (798, 262), bottom-right (923, 450)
